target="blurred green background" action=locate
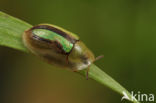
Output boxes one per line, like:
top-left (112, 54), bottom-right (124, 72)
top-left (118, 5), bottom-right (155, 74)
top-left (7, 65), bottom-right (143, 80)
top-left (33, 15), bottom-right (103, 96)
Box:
top-left (0, 0), bottom-right (156, 103)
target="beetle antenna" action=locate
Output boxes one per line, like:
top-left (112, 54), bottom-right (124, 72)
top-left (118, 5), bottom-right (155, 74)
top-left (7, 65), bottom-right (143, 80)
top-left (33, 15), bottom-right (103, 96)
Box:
top-left (95, 55), bottom-right (104, 62)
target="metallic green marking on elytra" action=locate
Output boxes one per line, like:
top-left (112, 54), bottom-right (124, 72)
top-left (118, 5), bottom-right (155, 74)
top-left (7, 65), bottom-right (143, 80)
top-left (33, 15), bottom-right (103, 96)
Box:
top-left (32, 29), bottom-right (73, 53)
top-left (42, 24), bottom-right (79, 40)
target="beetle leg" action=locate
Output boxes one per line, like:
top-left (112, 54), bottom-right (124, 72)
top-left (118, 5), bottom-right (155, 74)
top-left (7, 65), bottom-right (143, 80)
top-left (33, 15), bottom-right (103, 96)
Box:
top-left (66, 55), bottom-right (69, 64)
top-left (73, 69), bottom-right (78, 72)
top-left (86, 65), bottom-right (90, 80)
top-left (86, 55), bottom-right (103, 80)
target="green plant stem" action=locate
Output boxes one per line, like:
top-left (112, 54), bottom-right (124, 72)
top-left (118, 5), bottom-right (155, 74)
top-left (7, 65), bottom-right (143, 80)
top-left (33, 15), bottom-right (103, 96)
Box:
top-left (0, 11), bottom-right (140, 103)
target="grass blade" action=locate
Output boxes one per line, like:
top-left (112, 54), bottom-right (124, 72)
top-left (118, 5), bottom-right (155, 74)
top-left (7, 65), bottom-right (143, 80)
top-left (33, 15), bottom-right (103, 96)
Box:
top-left (0, 11), bottom-right (140, 103)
